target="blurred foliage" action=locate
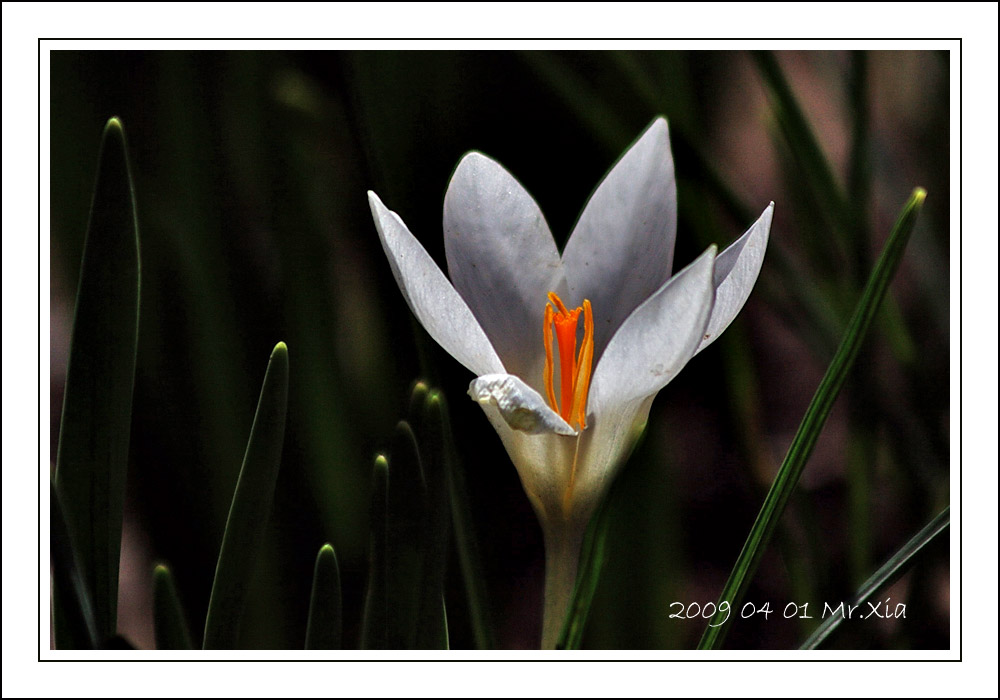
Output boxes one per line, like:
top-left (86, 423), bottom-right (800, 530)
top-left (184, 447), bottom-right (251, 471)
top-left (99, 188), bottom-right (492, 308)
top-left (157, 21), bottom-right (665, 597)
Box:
top-left (50, 50), bottom-right (950, 649)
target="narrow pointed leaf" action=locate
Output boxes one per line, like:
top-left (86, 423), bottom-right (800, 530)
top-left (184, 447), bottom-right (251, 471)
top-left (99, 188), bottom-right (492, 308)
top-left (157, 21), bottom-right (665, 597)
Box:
top-left (305, 543), bottom-right (342, 650)
top-left (800, 506), bottom-right (949, 649)
top-left (385, 420), bottom-right (427, 648)
top-left (203, 342), bottom-right (289, 649)
top-left (360, 455), bottom-right (389, 649)
top-left (698, 189), bottom-right (926, 650)
top-left (412, 391), bottom-right (452, 649)
top-left (53, 117), bottom-right (140, 646)
top-left (50, 482), bottom-right (99, 650)
top-left (153, 564), bottom-right (193, 650)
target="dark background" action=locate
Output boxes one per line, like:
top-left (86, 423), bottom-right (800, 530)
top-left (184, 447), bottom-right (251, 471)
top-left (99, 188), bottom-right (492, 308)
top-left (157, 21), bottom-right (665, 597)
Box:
top-left (49, 49), bottom-right (951, 650)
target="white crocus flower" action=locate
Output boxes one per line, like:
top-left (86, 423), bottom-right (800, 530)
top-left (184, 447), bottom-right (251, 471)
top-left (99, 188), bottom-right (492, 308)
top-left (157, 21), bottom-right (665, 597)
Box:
top-left (368, 117), bottom-right (772, 648)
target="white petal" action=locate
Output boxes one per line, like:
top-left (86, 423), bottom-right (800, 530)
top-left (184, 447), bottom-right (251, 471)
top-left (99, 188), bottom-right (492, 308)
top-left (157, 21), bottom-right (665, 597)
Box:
top-left (468, 373), bottom-right (576, 436)
top-left (473, 404), bottom-right (576, 524)
top-left (562, 117), bottom-right (678, 359)
top-left (569, 393), bottom-right (655, 513)
top-left (589, 245), bottom-right (717, 418)
top-left (694, 203), bottom-right (773, 355)
top-left (443, 152), bottom-right (567, 387)
top-left (477, 387), bottom-right (652, 531)
top-left (368, 191), bottom-right (505, 377)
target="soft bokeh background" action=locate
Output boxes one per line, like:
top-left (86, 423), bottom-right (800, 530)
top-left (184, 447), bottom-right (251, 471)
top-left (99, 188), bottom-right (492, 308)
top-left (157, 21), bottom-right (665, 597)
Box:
top-left (49, 50), bottom-right (950, 650)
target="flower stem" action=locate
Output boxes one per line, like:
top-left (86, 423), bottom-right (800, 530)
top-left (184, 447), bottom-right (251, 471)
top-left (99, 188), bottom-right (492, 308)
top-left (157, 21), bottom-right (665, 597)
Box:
top-left (541, 523), bottom-right (584, 650)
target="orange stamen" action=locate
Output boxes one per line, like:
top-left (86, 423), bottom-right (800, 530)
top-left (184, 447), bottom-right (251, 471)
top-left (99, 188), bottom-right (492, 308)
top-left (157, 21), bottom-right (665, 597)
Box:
top-left (543, 292), bottom-right (594, 430)
top-left (542, 303), bottom-right (557, 411)
top-left (570, 299), bottom-right (594, 429)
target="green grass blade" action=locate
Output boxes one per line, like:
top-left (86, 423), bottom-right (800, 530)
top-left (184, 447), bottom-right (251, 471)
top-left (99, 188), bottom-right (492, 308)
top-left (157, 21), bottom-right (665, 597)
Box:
top-left (53, 117), bottom-right (140, 646)
top-left (305, 543), bottom-right (342, 650)
top-left (800, 506), bottom-right (950, 650)
top-left (412, 391), bottom-right (453, 649)
top-left (50, 481), bottom-right (100, 649)
top-left (202, 342), bottom-right (289, 649)
top-left (697, 188), bottom-right (926, 650)
top-left (153, 564), bottom-right (193, 650)
top-left (360, 455), bottom-right (389, 649)
top-left (385, 421), bottom-right (427, 648)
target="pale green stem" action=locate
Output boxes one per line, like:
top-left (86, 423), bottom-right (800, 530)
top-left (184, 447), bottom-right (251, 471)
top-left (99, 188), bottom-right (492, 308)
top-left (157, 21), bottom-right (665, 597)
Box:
top-left (541, 522), bottom-right (584, 650)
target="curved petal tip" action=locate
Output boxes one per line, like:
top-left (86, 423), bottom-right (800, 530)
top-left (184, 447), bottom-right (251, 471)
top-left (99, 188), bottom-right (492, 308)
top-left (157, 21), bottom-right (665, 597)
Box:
top-left (469, 374), bottom-right (577, 436)
top-left (367, 190), bottom-right (506, 377)
top-left (695, 203), bottom-right (773, 355)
